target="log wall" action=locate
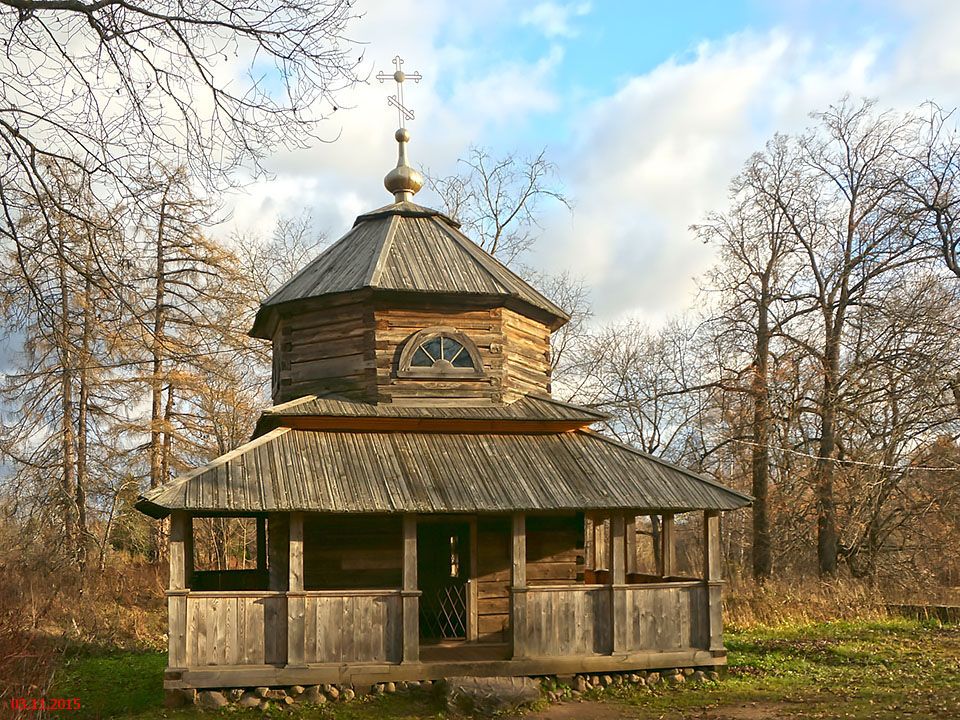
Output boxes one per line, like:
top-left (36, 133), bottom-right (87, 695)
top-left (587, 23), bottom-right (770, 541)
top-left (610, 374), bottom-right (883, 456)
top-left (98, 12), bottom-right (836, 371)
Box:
top-left (271, 298), bottom-right (554, 405)
top-left (475, 515), bottom-right (511, 642)
top-left (526, 514), bottom-right (584, 586)
top-left (303, 515), bottom-right (403, 590)
top-left (373, 304), bottom-right (504, 403)
top-left (271, 300), bottom-right (375, 404)
top-left (500, 308), bottom-right (552, 400)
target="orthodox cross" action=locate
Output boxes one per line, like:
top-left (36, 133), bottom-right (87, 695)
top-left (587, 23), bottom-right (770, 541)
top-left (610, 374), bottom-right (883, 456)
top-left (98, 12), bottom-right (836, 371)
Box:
top-left (376, 56), bottom-right (422, 129)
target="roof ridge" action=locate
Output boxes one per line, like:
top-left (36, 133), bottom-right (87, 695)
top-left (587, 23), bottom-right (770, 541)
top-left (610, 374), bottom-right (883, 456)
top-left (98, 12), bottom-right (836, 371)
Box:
top-left (141, 427), bottom-right (292, 502)
top-left (575, 428), bottom-right (754, 503)
top-left (367, 214), bottom-right (399, 287)
top-left (434, 220), bottom-right (569, 320)
top-left (258, 226), bottom-right (355, 307)
top-left (263, 395), bottom-right (317, 415)
top-left (524, 393), bottom-right (610, 420)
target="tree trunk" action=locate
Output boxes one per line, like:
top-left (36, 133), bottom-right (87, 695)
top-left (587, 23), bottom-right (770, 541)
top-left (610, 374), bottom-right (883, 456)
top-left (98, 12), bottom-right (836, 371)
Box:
top-left (751, 293), bottom-right (772, 582)
top-left (75, 270), bottom-right (92, 573)
top-left (56, 244), bottom-right (78, 563)
top-left (149, 197), bottom-right (168, 561)
top-left (815, 317), bottom-right (842, 576)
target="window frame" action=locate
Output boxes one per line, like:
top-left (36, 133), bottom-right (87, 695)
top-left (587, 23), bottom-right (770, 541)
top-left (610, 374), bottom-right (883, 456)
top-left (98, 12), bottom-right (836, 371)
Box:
top-left (397, 326), bottom-right (485, 379)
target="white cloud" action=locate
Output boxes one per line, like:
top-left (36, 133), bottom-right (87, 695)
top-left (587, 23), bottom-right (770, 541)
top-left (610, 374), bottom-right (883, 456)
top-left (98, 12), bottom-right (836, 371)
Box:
top-left (532, 15), bottom-right (960, 322)
top-left (217, 1), bottom-right (960, 324)
top-left (520, 2), bottom-right (591, 38)
top-left (212, 0), bottom-right (563, 244)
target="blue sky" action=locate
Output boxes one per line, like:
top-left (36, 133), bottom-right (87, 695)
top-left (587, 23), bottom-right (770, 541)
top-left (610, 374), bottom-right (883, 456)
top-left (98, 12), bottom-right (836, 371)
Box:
top-left (225, 0), bottom-right (960, 323)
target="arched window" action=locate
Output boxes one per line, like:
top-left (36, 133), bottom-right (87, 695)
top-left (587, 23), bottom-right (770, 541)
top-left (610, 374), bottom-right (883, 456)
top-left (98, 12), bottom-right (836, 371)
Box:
top-left (398, 327), bottom-right (484, 378)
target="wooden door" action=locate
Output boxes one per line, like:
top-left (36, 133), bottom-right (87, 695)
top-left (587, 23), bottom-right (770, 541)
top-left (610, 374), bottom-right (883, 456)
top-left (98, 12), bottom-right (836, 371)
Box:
top-left (417, 521), bottom-right (471, 641)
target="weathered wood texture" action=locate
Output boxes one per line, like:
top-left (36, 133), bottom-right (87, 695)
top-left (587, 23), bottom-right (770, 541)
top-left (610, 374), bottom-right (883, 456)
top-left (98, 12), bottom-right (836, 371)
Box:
top-left (184, 593), bottom-right (287, 666)
top-left (303, 515), bottom-right (403, 589)
top-left (271, 300), bottom-right (375, 403)
top-left (703, 511), bottom-right (724, 651)
top-left (168, 513), bottom-right (192, 668)
top-left (620, 583), bottom-right (707, 652)
top-left (476, 516), bottom-right (511, 643)
top-left (524, 587), bottom-right (612, 656)
top-left (299, 591), bottom-right (402, 664)
top-left (500, 308), bottom-right (552, 400)
top-left (270, 299), bottom-right (554, 406)
top-left (374, 305), bottom-right (505, 403)
top-left (526, 513), bottom-right (584, 586)
top-left (510, 513), bottom-right (527, 659)
top-left (402, 514), bottom-right (419, 663)
top-left (170, 646), bottom-right (725, 690)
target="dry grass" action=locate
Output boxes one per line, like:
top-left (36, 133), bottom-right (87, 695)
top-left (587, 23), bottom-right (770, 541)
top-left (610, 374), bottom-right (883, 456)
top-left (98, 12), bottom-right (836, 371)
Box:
top-left (726, 577), bottom-right (893, 629)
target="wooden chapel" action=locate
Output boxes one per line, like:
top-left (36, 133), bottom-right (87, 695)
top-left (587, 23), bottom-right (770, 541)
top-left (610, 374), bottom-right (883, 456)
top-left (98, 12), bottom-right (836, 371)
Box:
top-left (136, 71), bottom-right (751, 696)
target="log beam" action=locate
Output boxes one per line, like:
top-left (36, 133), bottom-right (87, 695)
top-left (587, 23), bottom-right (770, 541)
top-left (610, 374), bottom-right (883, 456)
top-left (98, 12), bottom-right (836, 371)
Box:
top-left (703, 510), bottom-right (724, 651)
top-left (168, 512), bottom-right (192, 669)
top-left (510, 513), bottom-right (527, 659)
top-left (402, 514), bottom-right (420, 663)
top-left (287, 512), bottom-right (306, 667)
top-left (661, 513), bottom-right (676, 578)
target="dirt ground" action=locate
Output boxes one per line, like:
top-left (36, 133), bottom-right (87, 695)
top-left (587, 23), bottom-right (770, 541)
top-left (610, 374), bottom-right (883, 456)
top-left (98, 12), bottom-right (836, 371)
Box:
top-left (527, 701), bottom-right (794, 720)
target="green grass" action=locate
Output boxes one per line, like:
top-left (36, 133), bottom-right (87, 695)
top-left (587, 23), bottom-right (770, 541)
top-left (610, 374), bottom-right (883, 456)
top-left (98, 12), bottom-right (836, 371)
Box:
top-left (51, 619), bottom-right (960, 719)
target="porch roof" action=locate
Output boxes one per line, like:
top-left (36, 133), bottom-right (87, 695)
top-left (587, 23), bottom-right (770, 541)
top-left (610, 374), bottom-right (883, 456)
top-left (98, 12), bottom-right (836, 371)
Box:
top-left (136, 426), bottom-right (751, 518)
top-left (253, 393), bottom-right (609, 435)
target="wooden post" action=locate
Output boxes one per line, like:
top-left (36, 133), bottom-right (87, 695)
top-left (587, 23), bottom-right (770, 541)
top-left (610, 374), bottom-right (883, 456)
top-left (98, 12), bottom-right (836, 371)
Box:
top-left (510, 513), bottom-right (527, 659)
top-left (625, 514), bottom-right (637, 576)
top-left (287, 512), bottom-right (306, 666)
top-left (167, 512), bottom-right (192, 668)
top-left (255, 516), bottom-right (267, 573)
top-left (584, 513), bottom-right (595, 573)
top-left (268, 513), bottom-right (289, 591)
top-left (466, 517), bottom-right (479, 642)
top-left (661, 513), bottom-right (676, 578)
top-left (401, 514), bottom-right (420, 663)
top-left (609, 512), bottom-right (627, 654)
top-left (703, 510), bottom-right (724, 651)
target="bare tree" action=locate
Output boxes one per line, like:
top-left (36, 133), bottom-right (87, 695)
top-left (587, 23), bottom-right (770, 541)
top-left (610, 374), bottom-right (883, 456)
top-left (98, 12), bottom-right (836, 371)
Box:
top-left (903, 104), bottom-right (960, 278)
top-left (234, 211), bottom-right (327, 302)
top-left (0, 0), bottom-right (360, 297)
top-left (695, 135), bottom-right (803, 581)
top-left (765, 99), bottom-right (939, 575)
top-left (428, 146), bottom-right (570, 266)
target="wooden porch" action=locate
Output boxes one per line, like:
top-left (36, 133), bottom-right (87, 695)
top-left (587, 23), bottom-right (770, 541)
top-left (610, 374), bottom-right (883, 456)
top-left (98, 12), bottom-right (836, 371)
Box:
top-left (165, 510), bottom-right (726, 690)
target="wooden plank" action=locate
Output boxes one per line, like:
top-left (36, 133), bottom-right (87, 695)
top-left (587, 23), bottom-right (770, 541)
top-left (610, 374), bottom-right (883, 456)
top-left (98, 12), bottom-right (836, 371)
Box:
top-left (703, 511), bottom-right (724, 652)
top-left (610, 513), bottom-right (627, 654)
top-left (168, 594), bottom-right (187, 668)
top-left (168, 512), bottom-right (192, 588)
top-left (510, 513), bottom-right (527, 659)
top-left (288, 512), bottom-right (305, 666)
top-left (625, 515), bottom-right (637, 575)
top-left (661, 513), bottom-right (676, 577)
top-left (401, 514), bottom-right (419, 663)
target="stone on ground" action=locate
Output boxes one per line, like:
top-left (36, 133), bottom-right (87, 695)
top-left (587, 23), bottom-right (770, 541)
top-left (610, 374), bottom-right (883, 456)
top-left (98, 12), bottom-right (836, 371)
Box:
top-left (163, 689), bottom-right (196, 708)
top-left (441, 676), bottom-right (541, 716)
top-left (197, 690), bottom-right (228, 709)
top-left (237, 693), bottom-right (260, 708)
top-left (302, 686), bottom-right (326, 705)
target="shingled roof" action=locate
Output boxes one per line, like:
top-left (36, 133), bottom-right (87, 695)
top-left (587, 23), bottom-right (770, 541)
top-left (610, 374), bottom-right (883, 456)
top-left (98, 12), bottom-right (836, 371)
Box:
top-left (250, 202), bottom-right (569, 338)
top-left (136, 426), bottom-right (752, 518)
